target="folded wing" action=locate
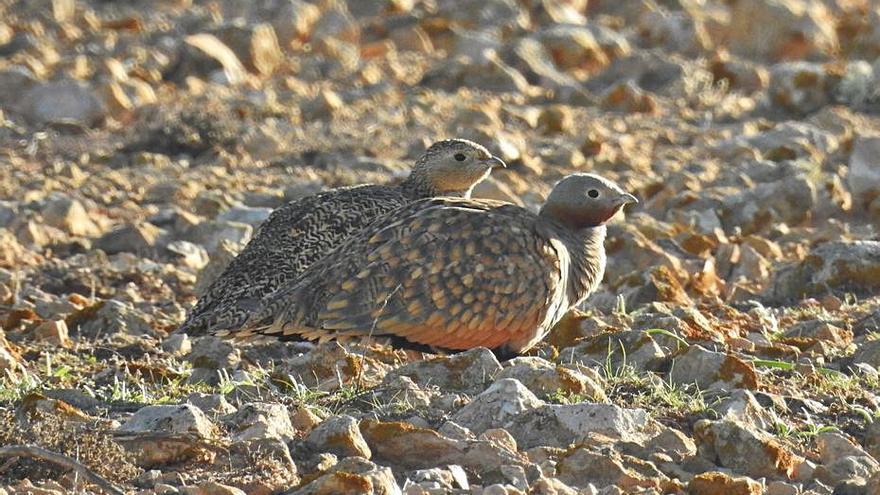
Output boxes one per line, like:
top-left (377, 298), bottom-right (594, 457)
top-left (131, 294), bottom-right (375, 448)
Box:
top-left (236, 198), bottom-right (565, 352)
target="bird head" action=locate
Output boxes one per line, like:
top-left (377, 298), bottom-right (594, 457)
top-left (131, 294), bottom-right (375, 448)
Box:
top-left (411, 138), bottom-right (506, 198)
top-left (540, 173), bottom-right (638, 229)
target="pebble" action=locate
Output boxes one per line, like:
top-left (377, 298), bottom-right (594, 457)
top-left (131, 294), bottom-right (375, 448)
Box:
top-left (669, 345), bottom-right (759, 390)
top-left (19, 80), bottom-right (106, 127)
top-left (451, 378), bottom-right (544, 434)
top-left (693, 419), bottom-right (803, 479)
top-left (32, 319), bottom-right (70, 346)
top-left (228, 402), bottom-right (296, 442)
top-left (306, 414), bottom-right (372, 459)
top-left (40, 194), bottom-right (100, 237)
top-left (95, 223), bottom-right (163, 255)
top-left (117, 404), bottom-right (219, 466)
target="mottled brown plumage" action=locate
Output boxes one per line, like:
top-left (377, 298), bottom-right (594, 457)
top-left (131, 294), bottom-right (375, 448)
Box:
top-left (177, 139), bottom-right (504, 336)
top-left (220, 173), bottom-right (637, 355)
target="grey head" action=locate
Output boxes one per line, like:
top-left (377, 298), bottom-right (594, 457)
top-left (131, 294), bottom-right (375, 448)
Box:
top-left (539, 173), bottom-right (638, 230)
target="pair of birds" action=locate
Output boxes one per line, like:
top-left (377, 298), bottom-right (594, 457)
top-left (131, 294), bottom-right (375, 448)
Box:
top-left (177, 139), bottom-right (637, 357)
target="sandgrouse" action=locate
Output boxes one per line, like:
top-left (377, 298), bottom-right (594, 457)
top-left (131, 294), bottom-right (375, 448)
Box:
top-left (217, 173), bottom-right (637, 357)
top-left (177, 139), bottom-right (505, 336)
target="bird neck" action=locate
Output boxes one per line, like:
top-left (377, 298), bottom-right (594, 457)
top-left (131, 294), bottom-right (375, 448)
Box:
top-left (399, 168), bottom-right (475, 199)
top-left (399, 168), bottom-right (440, 199)
top-left (544, 222), bottom-right (607, 305)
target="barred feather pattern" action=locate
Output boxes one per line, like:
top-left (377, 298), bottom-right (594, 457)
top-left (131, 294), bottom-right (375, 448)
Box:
top-left (177, 138), bottom-right (502, 336)
top-left (177, 185), bottom-right (414, 336)
top-left (228, 197), bottom-right (607, 355)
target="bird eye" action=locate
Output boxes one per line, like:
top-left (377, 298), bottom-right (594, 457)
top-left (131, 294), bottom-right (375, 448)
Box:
top-left (588, 189), bottom-right (599, 198)
top-left (454, 153), bottom-right (467, 162)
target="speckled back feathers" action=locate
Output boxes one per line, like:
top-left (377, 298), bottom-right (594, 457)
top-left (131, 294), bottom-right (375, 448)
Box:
top-left (177, 139), bottom-right (501, 336)
top-left (218, 173), bottom-right (636, 354)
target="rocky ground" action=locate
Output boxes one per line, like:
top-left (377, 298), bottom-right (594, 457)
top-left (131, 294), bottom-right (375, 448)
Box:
top-left (1, 0), bottom-right (880, 493)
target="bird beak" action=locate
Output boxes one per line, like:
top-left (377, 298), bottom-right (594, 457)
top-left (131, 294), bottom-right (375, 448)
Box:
top-left (615, 193), bottom-right (638, 207)
top-left (483, 156), bottom-right (507, 170)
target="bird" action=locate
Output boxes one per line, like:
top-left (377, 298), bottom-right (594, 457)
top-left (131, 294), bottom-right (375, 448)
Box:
top-left (218, 173), bottom-right (637, 357)
top-left (177, 139), bottom-right (506, 336)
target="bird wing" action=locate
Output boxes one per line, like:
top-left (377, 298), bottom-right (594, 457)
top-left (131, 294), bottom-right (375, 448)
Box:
top-left (179, 185), bottom-right (407, 336)
top-left (239, 197), bottom-right (565, 353)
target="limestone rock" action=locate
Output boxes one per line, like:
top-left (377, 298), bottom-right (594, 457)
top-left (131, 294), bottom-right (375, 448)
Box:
top-left (270, 0), bottom-right (320, 46)
top-left (19, 80), bottom-right (106, 127)
top-left (185, 481), bottom-right (247, 495)
top-left (769, 241), bottom-right (880, 301)
top-left (294, 456), bottom-right (399, 495)
top-left (556, 447), bottom-right (669, 492)
top-left (852, 340), bottom-right (880, 369)
top-left (186, 336), bottom-right (242, 379)
top-left (72, 299), bottom-right (155, 337)
top-left (95, 223), bottom-right (163, 255)
top-left (183, 220), bottom-right (253, 254)
top-left (306, 415), bottom-right (372, 459)
top-left (228, 402), bottom-right (296, 442)
top-left (720, 0), bottom-right (838, 62)
top-left (384, 348), bottom-right (502, 395)
top-left (359, 419), bottom-right (525, 472)
top-left (211, 22), bottom-right (283, 76)
top-left (710, 390), bottom-right (778, 431)
top-left (40, 195), bottom-right (100, 237)
top-left (0, 339), bottom-right (21, 373)
top-left (849, 135), bottom-right (880, 210)
top-left (694, 419), bottom-right (803, 479)
top-left (783, 319), bottom-right (852, 347)
top-left (496, 357), bottom-right (607, 401)
top-left (557, 330), bottom-right (665, 373)
top-left (719, 175), bottom-right (816, 235)
top-left (116, 404), bottom-right (219, 466)
top-left (32, 319), bottom-right (70, 346)
top-left (450, 378), bottom-right (544, 434)
top-left (186, 392), bottom-right (236, 417)
top-left (0, 66), bottom-right (38, 109)
top-left (167, 34), bottom-right (248, 85)
top-left (687, 472), bottom-right (761, 495)
top-left (767, 62), bottom-right (835, 114)
top-left (669, 345), bottom-right (759, 391)
top-left (505, 403), bottom-right (658, 450)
